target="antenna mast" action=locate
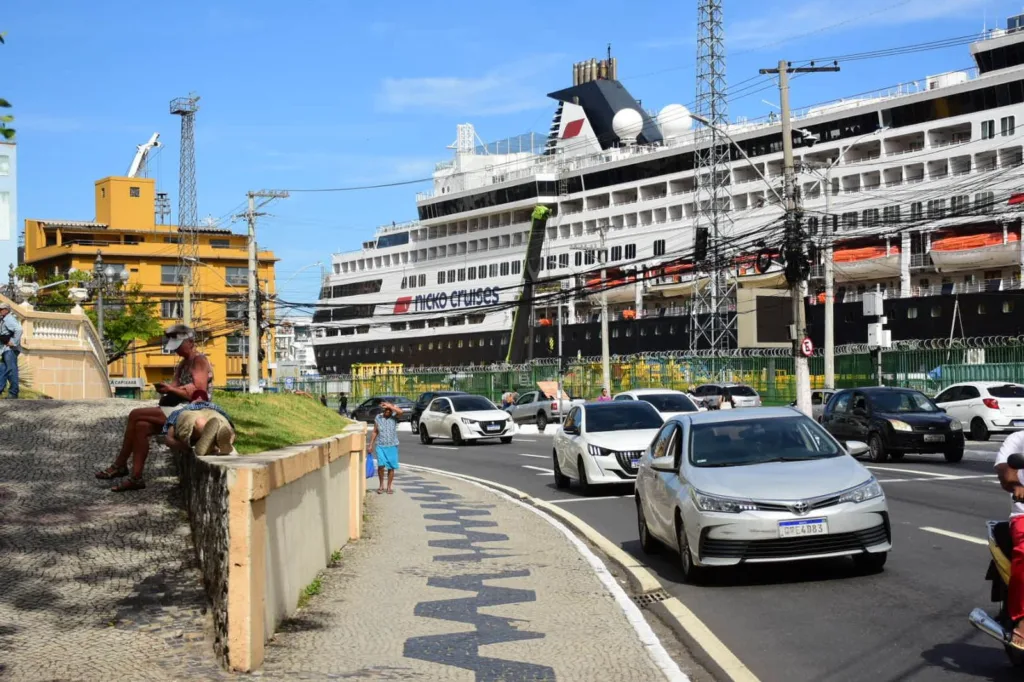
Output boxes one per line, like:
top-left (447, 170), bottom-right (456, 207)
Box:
top-left (690, 0), bottom-right (737, 368)
top-left (170, 94), bottom-right (201, 327)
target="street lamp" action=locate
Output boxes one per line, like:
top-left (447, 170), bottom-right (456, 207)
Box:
top-left (87, 250), bottom-right (130, 345)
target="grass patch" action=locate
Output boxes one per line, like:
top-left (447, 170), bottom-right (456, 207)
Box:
top-left (297, 575), bottom-right (323, 609)
top-left (211, 392), bottom-right (353, 454)
top-left (329, 549), bottom-right (342, 566)
top-left (1, 386), bottom-right (50, 400)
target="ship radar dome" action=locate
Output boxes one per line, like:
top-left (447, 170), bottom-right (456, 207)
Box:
top-left (658, 104), bottom-right (692, 138)
top-left (612, 108), bottom-right (644, 143)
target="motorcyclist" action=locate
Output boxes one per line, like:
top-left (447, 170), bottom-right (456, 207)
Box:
top-left (995, 430), bottom-right (1024, 648)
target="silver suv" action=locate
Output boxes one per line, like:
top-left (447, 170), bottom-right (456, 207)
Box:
top-left (692, 383), bottom-right (762, 409)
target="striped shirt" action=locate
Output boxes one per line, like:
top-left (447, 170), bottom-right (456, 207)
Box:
top-left (374, 414), bottom-right (400, 447)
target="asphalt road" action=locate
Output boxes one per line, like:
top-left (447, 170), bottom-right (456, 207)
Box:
top-left (395, 427), bottom-right (1017, 682)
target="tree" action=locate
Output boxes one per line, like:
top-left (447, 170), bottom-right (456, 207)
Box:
top-left (86, 284), bottom-right (163, 363)
top-left (34, 270), bottom-right (90, 313)
top-left (0, 33), bottom-right (12, 140)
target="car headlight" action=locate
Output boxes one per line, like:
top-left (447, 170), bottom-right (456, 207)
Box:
top-left (691, 489), bottom-right (756, 513)
top-left (949, 419), bottom-right (962, 431)
top-left (461, 417), bottom-right (478, 425)
top-left (838, 478), bottom-right (884, 504)
top-left (588, 444), bottom-right (613, 457)
top-left (888, 419), bottom-right (913, 432)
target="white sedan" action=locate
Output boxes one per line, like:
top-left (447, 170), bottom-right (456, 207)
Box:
top-left (613, 388), bottom-right (704, 416)
top-left (418, 394), bottom-right (515, 445)
top-left (552, 401), bottom-right (665, 493)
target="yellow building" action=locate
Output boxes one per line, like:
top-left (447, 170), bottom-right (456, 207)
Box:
top-left (23, 176), bottom-right (278, 390)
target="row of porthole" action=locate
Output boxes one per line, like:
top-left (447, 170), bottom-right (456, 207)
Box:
top-left (906, 301), bottom-right (1015, 318)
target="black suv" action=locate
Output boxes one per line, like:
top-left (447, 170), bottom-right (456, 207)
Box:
top-left (410, 391), bottom-right (466, 434)
top-left (820, 386), bottom-right (965, 463)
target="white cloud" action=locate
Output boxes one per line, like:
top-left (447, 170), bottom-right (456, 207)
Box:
top-left (375, 55), bottom-right (562, 116)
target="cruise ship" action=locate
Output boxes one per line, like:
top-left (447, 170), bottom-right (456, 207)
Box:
top-left (313, 16), bottom-right (1024, 373)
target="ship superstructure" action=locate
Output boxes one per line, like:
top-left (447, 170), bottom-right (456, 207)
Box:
top-left (314, 19), bottom-right (1024, 373)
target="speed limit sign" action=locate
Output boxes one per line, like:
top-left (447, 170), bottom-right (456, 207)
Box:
top-left (800, 337), bottom-right (814, 357)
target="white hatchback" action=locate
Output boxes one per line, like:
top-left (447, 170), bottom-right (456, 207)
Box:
top-left (935, 382), bottom-right (1024, 441)
top-left (418, 395), bottom-right (515, 445)
top-left (552, 401), bottom-right (665, 493)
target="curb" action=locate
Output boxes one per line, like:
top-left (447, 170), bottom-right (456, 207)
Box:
top-left (403, 463), bottom-right (760, 682)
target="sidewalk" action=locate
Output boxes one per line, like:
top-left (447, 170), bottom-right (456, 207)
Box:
top-left (259, 468), bottom-right (689, 681)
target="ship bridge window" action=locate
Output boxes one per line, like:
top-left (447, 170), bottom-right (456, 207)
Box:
top-left (975, 42), bottom-right (1024, 74)
top-left (331, 279), bottom-right (383, 298)
top-left (377, 232), bottom-right (410, 248)
top-left (883, 78), bottom-right (1024, 129)
top-left (409, 320), bottom-right (426, 330)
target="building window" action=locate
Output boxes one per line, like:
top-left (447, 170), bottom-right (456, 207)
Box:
top-left (400, 276), bottom-right (407, 289)
top-left (926, 199), bottom-right (946, 219)
top-left (164, 236), bottom-right (182, 244)
top-left (575, 252), bottom-right (583, 267)
top-left (951, 195), bottom-right (970, 215)
top-left (910, 202), bottom-right (923, 221)
top-left (558, 253), bottom-right (569, 268)
top-left (129, 186), bottom-right (141, 198)
top-left (500, 262), bottom-right (510, 276)
top-left (653, 239), bottom-right (666, 256)
top-left (611, 245), bottom-right (623, 261)
top-left (418, 274), bottom-right (425, 287)
top-left (160, 300), bottom-right (183, 319)
top-left (625, 243), bottom-right (636, 259)
top-left (978, 303), bottom-right (988, 315)
top-left (227, 334), bottom-right (249, 356)
top-left (1003, 116), bottom-right (1016, 136)
top-left (976, 191), bottom-right (996, 213)
top-left (842, 212), bottom-right (858, 230)
top-left (467, 268), bottom-right (476, 281)
top-left (225, 267), bottom-right (247, 286)
top-left (124, 234), bottom-right (142, 245)
top-left (1005, 301), bottom-right (1015, 314)
top-left (931, 306), bottom-right (942, 317)
top-left (907, 307), bottom-right (918, 319)
top-left (457, 268), bottom-right (465, 282)
top-left (211, 239), bottom-right (230, 249)
top-left (546, 255), bottom-right (556, 270)
top-left (489, 264), bottom-right (498, 277)
top-left (982, 120), bottom-right (996, 139)
top-left (226, 300), bottom-right (246, 320)
top-left (861, 208), bottom-right (880, 227)
top-left (0, 156), bottom-right (9, 176)
top-left (883, 206), bottom-right (901, 224)
top-left (438, 271), bottom-right (446, 285)
top-left (512, 260), bottom-right (522, 275)
top-left (584, 250), bottom-right (595, 265)
top-left (160, 264), bottom-right (187, 285)
top-left (478, 265), bottom-right (486, 278)
top-left (447, 269), bottom-right (455, 282)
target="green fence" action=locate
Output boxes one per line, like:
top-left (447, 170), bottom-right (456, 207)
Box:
top-left (278, 338), bottom-right (1024, 407)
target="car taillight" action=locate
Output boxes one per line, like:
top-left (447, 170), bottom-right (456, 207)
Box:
top-left (984, 398), bottom-right (1000, 410)
top-left (551, 401), bottom-right (559, 411)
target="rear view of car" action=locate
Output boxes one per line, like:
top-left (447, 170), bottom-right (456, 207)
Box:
top-left (726, 385), bottom-right (761, 408)
top-left (935, 382), bottom-right (1024, 441)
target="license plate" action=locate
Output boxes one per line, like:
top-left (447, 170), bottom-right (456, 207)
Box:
top-left (778, 518), bottom-right (828, 538)
top-left (630, 457), bottom-right (640, 466)
top-left (485, 425), bottom-right (500, 432)
top-left (1014, 420), bottom-right (1024, 427)
top-left (923, 434), bottom-right (945, 443)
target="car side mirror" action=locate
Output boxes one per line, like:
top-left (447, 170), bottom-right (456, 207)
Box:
top-left (564, 426), bottom-right (579, 435)
top-left (650, 455), bottom-right (677, 473)
top-left (846, 440), bottom-right (870, 457)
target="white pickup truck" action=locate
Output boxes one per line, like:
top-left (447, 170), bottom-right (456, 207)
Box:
top-left (506, 390), bottom-right (583, 431)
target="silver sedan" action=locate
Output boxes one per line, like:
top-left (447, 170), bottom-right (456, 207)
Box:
top-left (635, 407), bottom-right (891, 583)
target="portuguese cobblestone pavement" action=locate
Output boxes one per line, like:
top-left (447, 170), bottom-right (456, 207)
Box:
top-left (0, 400), bottom-right (229, 682)
top-left (258, 470), bottom-right (686, 681)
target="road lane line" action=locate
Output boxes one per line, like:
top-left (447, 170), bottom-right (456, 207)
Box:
top-left (545, 495), bottom-right (633, 504)
top-left (516, 438), bottom-right (538, 442)
top-left (865, 465), bottom-right (958, 479)
top-left (522, 465), bottom-right (554, 474)
top-left (920, 526), bottom-right (988, 545)
top-left (517, 453), bottom-right (549, 459)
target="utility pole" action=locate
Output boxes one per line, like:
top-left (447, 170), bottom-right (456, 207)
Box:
top-left (824, 183), bottom-right (835, 389)
top-left (599, 229), bottom-right (611, 395)
top-left (183, 276), bottom-right (192, 328)
top-left (242, 190), bottom-right (289, 394)
top-left (760, 59), bottom-right (838, 417)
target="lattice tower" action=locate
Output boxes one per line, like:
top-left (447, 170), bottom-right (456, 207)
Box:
top-left (170, 95), bottom-right (200, 327)
top-left (690, 0), bottom-right (737, 370)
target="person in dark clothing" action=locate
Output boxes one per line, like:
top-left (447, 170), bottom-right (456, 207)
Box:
top-left (338, 392), bottom-right (349, 417)
top-left (320, 394), bottom-right (328, 407)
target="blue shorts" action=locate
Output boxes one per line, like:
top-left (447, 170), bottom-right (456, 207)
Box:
top-left (375, 444), bottom-right (399, 470)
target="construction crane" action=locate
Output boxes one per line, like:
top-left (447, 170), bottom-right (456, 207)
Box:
top-left (126, 133), bottom-right (162, 178)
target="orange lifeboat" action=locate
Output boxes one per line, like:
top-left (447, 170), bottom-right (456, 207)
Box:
top-left (538, 318), bottom-right (553, 327)
top-left (622, 309), bottom-right (636, 320)
top-left (931, 230), bottom-right (1019, 251)
top-left (834, 244), bottom-right (901, 262)
top-left (832, 244), bottom-right (901, 282)
top-left (929, 229), bottom-right (1022, 273)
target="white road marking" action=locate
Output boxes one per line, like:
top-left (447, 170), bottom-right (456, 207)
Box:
top-left (545, 495), bottom-right (633, 504)
top-left (427, 446), bottom-right (459, 451)
top-left (517, 453), bottom-right (549, 459)
top-left (522, 464), bottom-right (554, 475)
top-left (516, 438), bottom-right (538, 442)
top-left (920, 526), bottom-right (988, 545)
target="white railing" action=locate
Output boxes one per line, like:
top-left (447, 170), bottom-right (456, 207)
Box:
top-left (31, 319), bottom-right (81, 341)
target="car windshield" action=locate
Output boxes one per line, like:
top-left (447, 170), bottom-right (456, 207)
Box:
top-left (869, 391), bottom-right (938, 413)
top-left (585, 403), bottom-right (664, 432)
top-left (989, 385), bottom-right (1024, 398)
top-left (450, 396), bottom-right (497, 412)
top-left (726, 386), bottom-right (758, 397)
top-left (690, 416), bottom-right (842, 467)
top-left (638, 394), bottom-right (698, 413)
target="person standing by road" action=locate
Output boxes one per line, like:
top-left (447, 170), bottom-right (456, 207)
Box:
top-left (597, 387), bottom-right (612, 402)
top-left (0, 302), bottom-right (23, 399)
top-left (338, 392), bottom-right (349, 416)
top-left (368, 401), bottom-right (403, 495)
top-left (320, 394), bottom-right (328, 407)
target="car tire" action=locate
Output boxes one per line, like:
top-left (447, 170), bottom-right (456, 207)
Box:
top-left (971, 418), bottom-right (991, 442)
top-left (676, 514), bottom-right (705, 584)
top-left (500, 436), bottom-right (513, 444)
top-left (637, 496), bottom-right (658, 554)
top-left (451, 425), bottom-right (464, 446)
top-left (868, 434), bottom-right (888, 463)
top-left (577, 456), bottom-right (591, 495)
top-left (419, 424), bottom-right (433, 445)
top-left (853, 551), bottom-right (887, 574)
top-left (944, 446), bottom-right (964, 463)
top-left (553, 451), bottom-right (570, 489)
top-left (536, 411), bottom-right (548, 432)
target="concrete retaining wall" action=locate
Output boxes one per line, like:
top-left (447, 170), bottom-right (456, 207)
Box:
top-left (177, 423), bottom-right (367, 671)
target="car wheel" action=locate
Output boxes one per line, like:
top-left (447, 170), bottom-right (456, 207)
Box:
top-left (536, 411), bottom-right (548, 431)
top-left (868, 434), bottom-right (888, 463)
top-left (637, 496), bottom-right (658, 554)
top-left (419, 424), bottom-right (433, 445)
top-left (500, 436), bottom-right (513, 444)
top-left (971, 418), bottom-right (991, 442)
top-left (944, 446), bottom-right (964, 463)
top-left (553, 451), bottom-right (570, 489)
top-left (853, 551), bottom-right (887, 574)
top-left (676, 514), bottom-right (705, 584)
top-left (451, 425), bottom-right (464, 446)
top-left (577, 456), bottom-right (591, 495)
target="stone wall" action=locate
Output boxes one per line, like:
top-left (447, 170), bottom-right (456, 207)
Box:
top-left (177, 423), bottom-right (367, 671)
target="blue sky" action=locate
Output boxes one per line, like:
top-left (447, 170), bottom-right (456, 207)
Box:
top-left (4, 0), bottom-right (1015, 306)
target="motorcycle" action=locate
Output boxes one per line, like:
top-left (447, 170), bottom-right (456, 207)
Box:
top-left (969, 452), bottom-right (1024, 666)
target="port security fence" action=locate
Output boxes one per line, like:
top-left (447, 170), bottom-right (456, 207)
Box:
top-left (280, 336), bottom-right (1024, 408)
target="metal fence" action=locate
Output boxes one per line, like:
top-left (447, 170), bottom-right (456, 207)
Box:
top-left (278, 336), bottom-right (1024, 407)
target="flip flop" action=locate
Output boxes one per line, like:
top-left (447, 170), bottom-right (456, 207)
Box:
top-left (387, 490), bottom-right (394, 495)
top-left (376, 489), bottom-right (385, 495)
